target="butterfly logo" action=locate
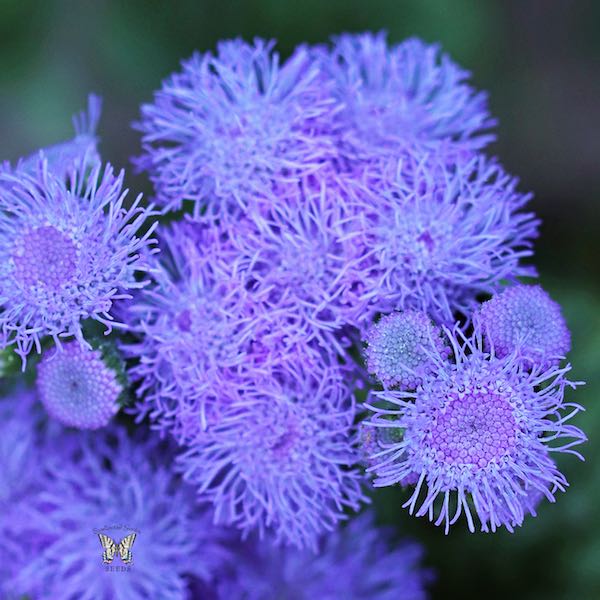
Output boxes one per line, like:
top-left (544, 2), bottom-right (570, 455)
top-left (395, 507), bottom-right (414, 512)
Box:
top-left (97, 532), bottom-right (137, 565)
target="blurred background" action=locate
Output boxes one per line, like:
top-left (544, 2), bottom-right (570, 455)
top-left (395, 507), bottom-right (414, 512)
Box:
top-left (0, 1), bottom-right (598, 598)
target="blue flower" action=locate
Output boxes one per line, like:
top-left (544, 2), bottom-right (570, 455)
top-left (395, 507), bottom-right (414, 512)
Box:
top-left (319, 32), bottom-right (495, 160)
top-left (478, 284), bottom-right (571, 368)
top-left (37, 341), bottom-right (123, 429)
top-left (364, 325), bottom-right (585, 533)
top-left (122, 221), bottom-right (324, 439)
top-left (231, 175), bottom-right (377, 341)
top-left (0, 159), bottom-right (157, 363)
top-left (135, 38), bottom-right (338, 217)
top-left (177, 362), bottom-right (367, 550)
top-left (356, 154), bottom-right (539, 323)
top-left (217, 511), bottom-right (432, 600)
top-left (5, 427), bottom-right (230, 600)
top-left (122, 220), bottom-right (255, 438)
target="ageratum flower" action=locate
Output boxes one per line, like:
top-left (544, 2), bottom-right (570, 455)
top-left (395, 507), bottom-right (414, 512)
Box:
top-left (122, 221), bottom-right (330, 441)
top-left (0, 159), bottom-right (156, 363)
top-left (177, 362), bottom-right (367, 550)
top-left (218, 512), bottom-right (432, 600)
top-left (135, 38), bottom-right (338, 217)
top-left (357, 154), bottom-right (539, 323)
top-left (231, 175), bottom-right (376, 344)
top-left (478, 284), bottom-right (571, 368)
top-left (319, 32), bottom-right (495, 159)
top-left (17, 94), bottom-right (103, 179)
top-left (364, 310), bottom-right (450, 389)
top-left (37, 341), bottom-right (123, 429)
top-left (365, 326), bottom-right (585, 533)
top-left (6, 427), bottom-right (230, 600)
top-left (122, 221), bottom-right (251, 438)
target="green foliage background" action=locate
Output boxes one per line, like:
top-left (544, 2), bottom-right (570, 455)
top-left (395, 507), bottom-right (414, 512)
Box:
top-left (1, 1), bottom-right (598, 598)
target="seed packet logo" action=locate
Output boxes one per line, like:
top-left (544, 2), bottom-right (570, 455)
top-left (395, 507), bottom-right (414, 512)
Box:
top-left (93, 525), bottom-right (139, 567)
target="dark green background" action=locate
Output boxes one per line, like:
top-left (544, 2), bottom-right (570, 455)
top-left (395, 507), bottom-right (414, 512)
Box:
top-left (1, 1), bottom-right (598, 598)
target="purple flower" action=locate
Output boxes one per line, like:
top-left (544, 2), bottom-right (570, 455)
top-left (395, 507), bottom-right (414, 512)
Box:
top-left (122, 220), bottom-right (253, 438)
top-left (478, 284), bottom-right (571, 368)
top-left (355, 154), bottom-right (539, 323)
top-left (17, 94), bottom-right (103, 179)
top-left (177, 362), bottom-right (367, 550)
top-left (122, 221), bottom-right (332, 440)
top-left (5, 427), bottom-right (230, 600)
top-left (37, 341), bottom-right (123, 429)
top-left (217, 512), bottom-right (432, 600)
top-left (231, 175), bottom-right (377, 342)
top-left (365, 326), bottom-right (585, 533)
top-left (319, 32), bottom-right (495, 159)
top-left (0, 159), bottom-right (157, 363)
top-left (135, 38), bottom-right (338, 217)
top-left (364, 310), bottom-right (450, 389)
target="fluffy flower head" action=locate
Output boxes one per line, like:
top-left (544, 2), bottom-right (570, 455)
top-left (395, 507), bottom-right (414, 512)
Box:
top-left (122, 221), bottom-right (323, 439)
top-left (0, 159), bottom-right (156, 362)
top-left (320, 32), bottom-right (495, 158)
top-left (231, 176), bottom-right (376, 342)
top-left (136, 38), bottom-right (337, 217)
top-left (358, 155), bottom-right (539, 323)
top-left (365, 326), bottom-right (585, 533)
top-left (178, 362), bottom-right (366, 550)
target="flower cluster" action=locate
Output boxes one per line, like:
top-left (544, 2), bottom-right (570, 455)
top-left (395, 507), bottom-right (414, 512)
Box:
top-left (128, 33), bottom-right (581, 545)
top-left (0, 29), bottom-right (586, 599)
top-left (364, 325), bottom-right (585, 533)
top-left (177, 361), bottom-right (366, 549)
